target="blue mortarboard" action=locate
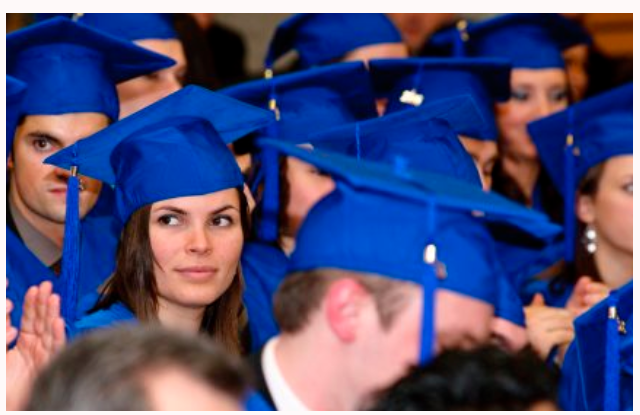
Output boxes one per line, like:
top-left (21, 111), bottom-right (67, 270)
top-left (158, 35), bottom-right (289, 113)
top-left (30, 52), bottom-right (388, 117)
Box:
top-left (220, 61), bottom-right (378, 142)
top-left (494, 273), bottom-right (525, 327)
top-left (265, 13), bottom-right (402, 70)
top-left (44, 85), bottom-right (273, 325)
top-left (429, 13), bottom-right (591, 69)
top-left (309, 94), bottom-right (485, 187)
top-left (36, 13), bottom-right (177, 41)
top-left (528, 83), bottom-right (633, 262)
top-left (369, 57), bottom-right (512, 140)
top-left (259, 139), bottom-right (562, 303)
top-left (560, 281), bottom-right (633, 410)
top-left (220, 61), bottom-right (378, 242)
top-left (7, 17), bottom-right (175, 122)
top-left (6, 75), bottom-right (27, 158)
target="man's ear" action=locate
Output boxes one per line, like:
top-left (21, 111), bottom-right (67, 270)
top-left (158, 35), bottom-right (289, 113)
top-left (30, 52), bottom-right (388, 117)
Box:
top-left (324, 279), bottom-right (368, 343)
top-left (576, 193), bottom-right (596, 224)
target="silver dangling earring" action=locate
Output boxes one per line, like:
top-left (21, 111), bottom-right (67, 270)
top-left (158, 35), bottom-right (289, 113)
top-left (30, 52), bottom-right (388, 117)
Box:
top-left (583, 224), bottom-right (598, 254)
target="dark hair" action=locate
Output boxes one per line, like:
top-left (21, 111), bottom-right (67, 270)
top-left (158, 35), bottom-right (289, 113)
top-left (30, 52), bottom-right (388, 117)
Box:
top-left (273, 268), bottom-right (411, 333)
top-left (93, 188), bottom-right (250, 355)
top-left (26, 325), bottom-right (249, 411)
top-left (371, 346), bottom-right (559, 411)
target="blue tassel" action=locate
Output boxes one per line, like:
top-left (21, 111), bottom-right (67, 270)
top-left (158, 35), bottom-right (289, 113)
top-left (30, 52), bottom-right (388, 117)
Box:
top-left (604, 291), bottom-right (621, 411)
top-left (419, 198), bottom-right (439, 364)
top-left (453, 20), bottom-right (469, 57)
top-left (61, 170), bottom-right (81, 324)
top-left (563, 109), bottom-right (576, 263)
top-left (257, 146), bottom-right (280, 243)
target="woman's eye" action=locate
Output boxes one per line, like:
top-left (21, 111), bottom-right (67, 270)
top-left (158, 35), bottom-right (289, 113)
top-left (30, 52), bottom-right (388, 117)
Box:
top-left (510, 90), bottom-right (529, 101)
top-left (623, 183), bottom-right (633, 194)
top-left (32, 138), bottom-right (53, 152)
top-left (550, 89), bottom-right (569, 103)
top-left (158, 215), bottom-right (180, 226)
top-left (212, 215), bottom-right (233, 227)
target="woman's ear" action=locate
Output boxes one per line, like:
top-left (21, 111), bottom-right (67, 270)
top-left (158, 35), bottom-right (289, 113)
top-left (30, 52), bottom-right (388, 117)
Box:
top-left (576, 193), bottom-right (596, 224)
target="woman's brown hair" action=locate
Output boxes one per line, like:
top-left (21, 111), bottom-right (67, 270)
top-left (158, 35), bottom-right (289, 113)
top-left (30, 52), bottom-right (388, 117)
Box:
top-left (94, 187), bottom-right (251, 355)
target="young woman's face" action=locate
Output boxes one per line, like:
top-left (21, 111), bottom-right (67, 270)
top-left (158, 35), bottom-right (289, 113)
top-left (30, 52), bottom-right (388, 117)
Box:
top-left (149, 189), bottom-right (244, 312)
top-left (578, 156), bottom-right (633, 258)
top-left (284, 156), bottom-right (336, 237)
top-left (496, 68), bottom-right (569, 160)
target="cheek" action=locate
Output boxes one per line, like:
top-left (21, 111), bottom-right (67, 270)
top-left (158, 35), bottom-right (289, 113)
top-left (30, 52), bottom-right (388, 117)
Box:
top-left (149, 228), bottom-right (177, 270)
top-left (594, 192), bottom-right (634, 244)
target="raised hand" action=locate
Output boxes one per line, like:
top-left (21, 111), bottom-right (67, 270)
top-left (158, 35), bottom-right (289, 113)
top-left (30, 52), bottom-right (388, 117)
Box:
top-left (6, 281), bottom-right (66, 411)
top-left (566, 276), bottom-right (611, 318)
top-left (524, 294), bottom-right (575, 364)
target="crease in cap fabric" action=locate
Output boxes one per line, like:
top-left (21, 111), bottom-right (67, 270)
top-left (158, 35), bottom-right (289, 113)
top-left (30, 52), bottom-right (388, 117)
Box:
top-left (44, 86), bottom-right (272, 324)
top-left (309, 94), bottom-right (485, 187)
top-left (36, 13), bottom-right (177, 41)
top-left (7, 16), bottom-right (176, 122)
top-left (528, 82), bottom-right (633, 262)
top-left (429, 13), bottom-right (591, 69)
top-left (369, 57), bottom-right (512, 140)
top-left (220, 61), bottom-right (377, 242)
top-left (6, 75), bottom-right (27, 158)
top-left (265, 13), bottom-right (402, 70)
top-left (259, 138), bottom-right (562, 305)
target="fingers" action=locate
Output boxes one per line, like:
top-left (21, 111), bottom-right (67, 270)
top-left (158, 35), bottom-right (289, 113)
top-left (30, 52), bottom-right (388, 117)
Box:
top-left (46, 293), bottom-right (66, 352)
top-left (20, 285), bottom-right (39, 335)
top-left (529, 293), bottom-right (546, 306)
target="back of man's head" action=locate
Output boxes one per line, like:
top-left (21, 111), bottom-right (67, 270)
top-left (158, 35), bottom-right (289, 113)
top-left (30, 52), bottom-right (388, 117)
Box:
top-left (26, 325), bottom-right (249, 411)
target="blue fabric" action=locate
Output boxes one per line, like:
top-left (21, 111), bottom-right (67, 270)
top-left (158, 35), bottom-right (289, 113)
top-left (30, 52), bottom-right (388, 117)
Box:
top-left (7, 17), bottom-right (175, 122)
top-left (309, 94), bottom-right (484, 187)
top-left (244, 391), bottom-right (276, 411)
top-left (529, 82), bottom-right (633, 262)
top-left (265, 13), bottom-right (402, 69)
top-left (495, 273), bottom-right (525, 326)
top-left (369, 57), bottom-right (511, 140)
top-left (241, 242), bottom-right (289, 352)
top-left (45, 86), bottom-right (273, 225)
top-left (560, 281), bottom-right (633, 410)
top-left (70, 301), bottom-right (138, 339)
top-left (429, 13), bottom-right (591, 69)
top-left (6, 75), bottom-right (27, 158)
top-left (220, 62), bottom-right (378, 143)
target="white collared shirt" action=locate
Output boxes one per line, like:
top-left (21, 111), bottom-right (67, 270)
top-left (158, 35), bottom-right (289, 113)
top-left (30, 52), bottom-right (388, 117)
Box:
top-left (262, 336), bottom-right (311, 411)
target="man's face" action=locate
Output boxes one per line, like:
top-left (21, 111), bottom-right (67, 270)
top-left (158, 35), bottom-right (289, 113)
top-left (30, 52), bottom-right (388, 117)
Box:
top-left (8, 113), bottom-right (107, 228)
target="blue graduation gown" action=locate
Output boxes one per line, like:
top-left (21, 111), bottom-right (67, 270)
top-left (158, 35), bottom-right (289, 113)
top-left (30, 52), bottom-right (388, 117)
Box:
top-left (244, 391), bottom-right (276, 411)
top-left (560, 281), bottom-right (633, 410)
top-left (241, 241), bottom-right (289, 352)
top-left (6, 187), bottom-right (120, 330)
top-left (69, 300), bottom-right (137, 339)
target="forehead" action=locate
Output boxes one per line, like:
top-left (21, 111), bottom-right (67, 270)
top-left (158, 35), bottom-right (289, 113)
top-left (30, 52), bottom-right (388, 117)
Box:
top-left (151, 188), bottom-right (240, 210)
top-left (18, 113), bottom-right (109, 143)
top-left (602, 155), bottom-right (633, 177)
top-left (510, 68), bottom-right (567, 87)
top-left (135, 38), bottom-right (186, 67)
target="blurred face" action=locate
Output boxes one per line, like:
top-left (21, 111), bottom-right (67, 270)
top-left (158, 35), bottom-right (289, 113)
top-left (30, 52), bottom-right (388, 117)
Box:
top-left (8, 113), bottom-right (106, 228)
top-left (149, 190), bottom-right (244, 313)
top-left (117, 39), bottom-right (187, 118)
top-left (342, 42), bottom-right (409, 66)
top-left (284, 156), bottom-right (336, 237)
top-left (386, 13), bottom-right (456, 53)
top-left (577, 156), bottom-right (633, 258)
top-left (143, 366), bottom-right (242, 411)
top-left (358, 283), bottom-right (423, 402)
top-left (495, 69), bottom-right (569, 160)
top-left (459, 136), bottom-right (498, 191)
top-left (490, 317), bottom-right (528, 352)
top-left (434, 289), bottom-right (494, 353)
top-left (563, 44), bottom-right (590, 102)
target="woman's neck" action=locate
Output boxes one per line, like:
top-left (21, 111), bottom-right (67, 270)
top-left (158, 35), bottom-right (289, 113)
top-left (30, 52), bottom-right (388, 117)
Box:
top-left (157, 299), bottom-right (204, 334)
top-left (501, 154), bottom-right (540, 205)
top-left (594, 243), bottom-right (633, 289)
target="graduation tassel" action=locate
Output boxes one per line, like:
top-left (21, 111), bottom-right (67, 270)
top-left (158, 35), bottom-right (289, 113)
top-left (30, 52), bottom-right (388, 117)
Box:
top-left (454, 19), bottom-right (470, 57)
top-left (563, 109), bottom-right (577, 263)
top-left (61, 160), bottom-right (81, 325)
top-left (419, 197), bottom-right (439, 365)
top-left (604, 290), bottom-right (621, 411)
top-left (355, 123), bottom-right (362, 161)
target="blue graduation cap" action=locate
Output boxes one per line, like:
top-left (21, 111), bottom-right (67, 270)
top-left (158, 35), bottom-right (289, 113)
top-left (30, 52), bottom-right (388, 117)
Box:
top-left (6, 75), bottom-right (27, 158)
top-left (36, 13), bottom-right (177, 41)
top-left (265, 13), bottom-right (402, 70)
top-left (369, 57), bottom-right (512, 140)
top-left (259, 139), bottom-right (562, 304)
top-left (528, 83), bottom-right (633, 262)
top-left (494, 273), bottom-right (525, 327)
top-left (220, 61), bottom-right (378, 242)
top-left (429, 13), bottom-right (591, 69)
top-left (7, 17), bottom-right (175, 122)
top-left (560, 280), bottom-right (633, 410)
top-left (44, 85), bottom-right (273, 325)
top-left (309, 94), bottom-right (485, 187)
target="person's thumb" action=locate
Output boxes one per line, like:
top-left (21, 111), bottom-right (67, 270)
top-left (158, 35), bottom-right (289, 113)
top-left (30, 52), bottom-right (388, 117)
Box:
top-left (530, 293), bottom-right (546, 306)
